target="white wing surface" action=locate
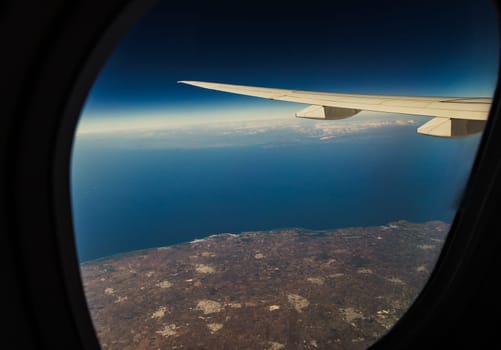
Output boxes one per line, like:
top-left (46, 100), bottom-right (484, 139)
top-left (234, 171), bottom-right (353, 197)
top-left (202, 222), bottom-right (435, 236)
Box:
top-left (179, 80), bottom-right (491, 137)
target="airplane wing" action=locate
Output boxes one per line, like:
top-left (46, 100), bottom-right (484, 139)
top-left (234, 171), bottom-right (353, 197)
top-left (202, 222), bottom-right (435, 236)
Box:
top-left (178, 80), bottom-right (491, 137)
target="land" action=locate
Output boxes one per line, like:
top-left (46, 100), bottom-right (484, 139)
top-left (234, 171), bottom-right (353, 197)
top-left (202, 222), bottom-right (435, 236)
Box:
top-left (80, 220), bottom-right (449, 350)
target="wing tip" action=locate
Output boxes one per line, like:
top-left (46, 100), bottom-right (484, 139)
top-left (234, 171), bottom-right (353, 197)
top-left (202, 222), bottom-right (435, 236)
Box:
top-left (178, 80), bottom-right (216, 88)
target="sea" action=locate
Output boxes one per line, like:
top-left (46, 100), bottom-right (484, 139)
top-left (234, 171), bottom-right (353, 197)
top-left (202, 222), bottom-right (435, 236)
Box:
top-left (71, 123), bottom-right (481, 262)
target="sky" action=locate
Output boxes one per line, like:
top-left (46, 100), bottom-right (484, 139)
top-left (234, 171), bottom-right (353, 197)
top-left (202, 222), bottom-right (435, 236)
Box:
top-left (79, 0), bottom-right (499, 127)
top-left (72, 0), bottom-right (499, 261)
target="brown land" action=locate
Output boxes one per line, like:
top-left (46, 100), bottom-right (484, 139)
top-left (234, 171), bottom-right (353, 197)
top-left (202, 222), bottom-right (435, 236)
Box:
top-left (81, 220), bottom-right (448, 350)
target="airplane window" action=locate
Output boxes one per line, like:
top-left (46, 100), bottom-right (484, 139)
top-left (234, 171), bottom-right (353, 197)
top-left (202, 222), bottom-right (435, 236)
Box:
top-left (71, 0), bottom-right (498, 348)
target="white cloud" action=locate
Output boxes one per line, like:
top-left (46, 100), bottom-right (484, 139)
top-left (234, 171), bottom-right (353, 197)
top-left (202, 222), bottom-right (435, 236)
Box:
top-left (74, 109), bottom-right (421, 149)
top-left (306, 118), bottom-right (418, 140)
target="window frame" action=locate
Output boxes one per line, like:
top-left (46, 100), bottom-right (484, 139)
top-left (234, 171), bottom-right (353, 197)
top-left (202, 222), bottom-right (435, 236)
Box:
top-left (1, 0), bottom-right (500, 348)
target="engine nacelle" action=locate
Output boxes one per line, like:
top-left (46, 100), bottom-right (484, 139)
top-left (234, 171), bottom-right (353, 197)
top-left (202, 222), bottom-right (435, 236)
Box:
top-left (295, 105), bottom-right (361, 120)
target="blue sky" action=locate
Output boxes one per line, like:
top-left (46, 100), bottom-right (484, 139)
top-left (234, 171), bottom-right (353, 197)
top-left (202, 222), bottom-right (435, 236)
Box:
top-left (79, 0), bottom-right (499, 129)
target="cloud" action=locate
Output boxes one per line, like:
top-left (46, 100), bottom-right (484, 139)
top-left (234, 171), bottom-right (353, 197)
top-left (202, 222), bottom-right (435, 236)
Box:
top-left (306, 118), bottom-right (418, 140)
top-left (75, 111), bottom-right (420, 149)
top-left (223, 116), bottom-right (418, 141)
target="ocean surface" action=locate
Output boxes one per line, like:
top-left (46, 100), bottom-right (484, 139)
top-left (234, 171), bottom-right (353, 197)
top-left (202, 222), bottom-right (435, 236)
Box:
top-left (71, 123), bottom-right (480, 262)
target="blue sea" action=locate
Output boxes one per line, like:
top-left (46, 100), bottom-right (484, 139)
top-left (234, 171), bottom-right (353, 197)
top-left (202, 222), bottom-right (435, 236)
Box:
top-left (71, 122), bottom-right (480, 262)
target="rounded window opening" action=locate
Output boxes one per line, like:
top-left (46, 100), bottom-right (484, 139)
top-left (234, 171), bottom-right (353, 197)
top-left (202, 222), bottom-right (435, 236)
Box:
top-left (71, 1), bottom-right (498, 349)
